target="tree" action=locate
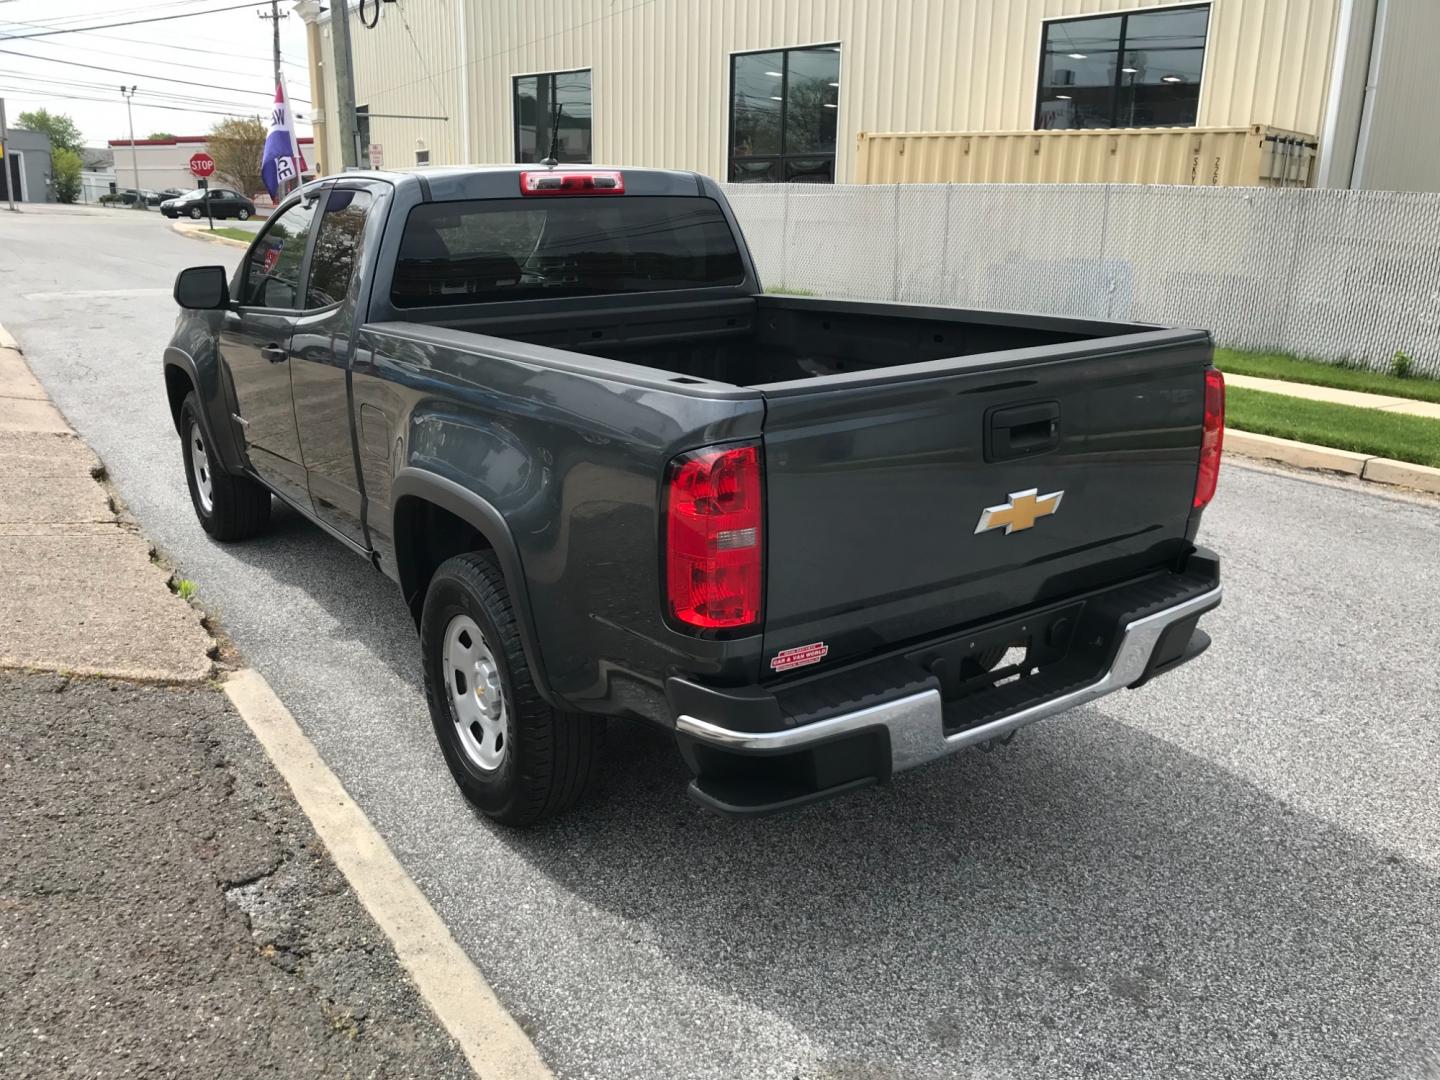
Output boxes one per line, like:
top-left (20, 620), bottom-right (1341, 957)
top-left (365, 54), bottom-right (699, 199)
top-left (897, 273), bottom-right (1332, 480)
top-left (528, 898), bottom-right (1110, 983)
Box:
top-left (207, 116), bottom-right (265, 198)
top-left (16, 109), bottom-right (83, 154)
top-left (146, 131), bottom-right (178, 141)
top-left (52, 147), bottom-right (82, 204)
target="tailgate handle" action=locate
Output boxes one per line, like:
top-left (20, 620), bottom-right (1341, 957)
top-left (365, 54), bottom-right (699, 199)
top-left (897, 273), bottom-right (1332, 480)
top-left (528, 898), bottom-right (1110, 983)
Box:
top-left (987, 401), bottom-right (1060, 461)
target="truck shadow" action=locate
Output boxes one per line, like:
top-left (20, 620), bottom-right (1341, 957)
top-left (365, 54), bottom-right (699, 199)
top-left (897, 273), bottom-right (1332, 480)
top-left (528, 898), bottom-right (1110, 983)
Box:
top-left (497, 712), bottom-right (1439, 1078)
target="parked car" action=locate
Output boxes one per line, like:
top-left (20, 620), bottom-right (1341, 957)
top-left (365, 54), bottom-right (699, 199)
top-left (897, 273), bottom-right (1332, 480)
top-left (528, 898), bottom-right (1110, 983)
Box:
top-left (164, 166), bottom-right (1225, 824)
top-left (158, 187), bottom-right (188, 200)
top-left (99, 188), bottom-right (152, 208)
top-left (160, 187), bottom-right (255, 220)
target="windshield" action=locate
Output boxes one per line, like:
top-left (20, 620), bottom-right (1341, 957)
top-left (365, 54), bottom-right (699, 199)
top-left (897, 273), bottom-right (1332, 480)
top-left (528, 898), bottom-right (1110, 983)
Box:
top-left (178, 190), bottom-right (206, 201)
top-left (391, 196), bottom-right (745, 307)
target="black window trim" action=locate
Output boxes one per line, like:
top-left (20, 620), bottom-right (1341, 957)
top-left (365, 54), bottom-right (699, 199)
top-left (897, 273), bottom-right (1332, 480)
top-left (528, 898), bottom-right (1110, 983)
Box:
top-left (234, 181), bottom-right (334, 315)
top-left (727, 40), bottom-right (842, 185)
top-left (511, 66), bottom-right (593, 165)
top-left (1033, 1), bottom-right (1211, 132)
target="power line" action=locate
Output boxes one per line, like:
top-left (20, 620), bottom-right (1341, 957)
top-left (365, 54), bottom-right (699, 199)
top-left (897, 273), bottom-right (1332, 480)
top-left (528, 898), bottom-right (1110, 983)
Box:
top-left (0, 2), bottom-right (259, 41)
top-left (0, 84), bottom-right (267, 119)
top-left (0, 46), bottom-right (311, 102)
top-left (1, 70), bottom-right (286, 113)
top-left (0, 15), bottom-right (311, 71)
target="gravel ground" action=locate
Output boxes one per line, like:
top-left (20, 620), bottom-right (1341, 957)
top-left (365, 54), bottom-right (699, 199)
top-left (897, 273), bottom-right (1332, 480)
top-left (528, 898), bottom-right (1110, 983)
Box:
top-left (0, 672), bottom-right (472, 1080)
top-left (2, 206), bottom-right (1438, 1079)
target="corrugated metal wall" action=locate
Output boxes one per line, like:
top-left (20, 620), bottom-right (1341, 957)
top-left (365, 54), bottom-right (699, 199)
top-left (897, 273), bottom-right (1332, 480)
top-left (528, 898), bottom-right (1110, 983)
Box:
top-left (311, 0), bottom-right (1342, 182)
top-left (1353, 0), bottom-right (1440, 192)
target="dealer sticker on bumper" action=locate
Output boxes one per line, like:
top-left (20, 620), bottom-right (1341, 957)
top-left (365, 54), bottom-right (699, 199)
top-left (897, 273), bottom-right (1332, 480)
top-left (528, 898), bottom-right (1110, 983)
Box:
top-left (769, 642), bottom-right (829, 672)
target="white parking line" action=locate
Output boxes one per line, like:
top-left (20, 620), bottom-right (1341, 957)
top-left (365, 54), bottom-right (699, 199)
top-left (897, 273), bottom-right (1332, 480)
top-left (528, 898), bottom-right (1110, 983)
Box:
top-left (224, 668), bottom-right (553, 1080)
top-left (22, 288), bottom-right (174, 301)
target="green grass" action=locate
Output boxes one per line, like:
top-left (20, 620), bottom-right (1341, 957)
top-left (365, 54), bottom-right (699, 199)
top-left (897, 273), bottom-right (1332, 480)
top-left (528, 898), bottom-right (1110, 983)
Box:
top-left (765, 285), bottom-right (817, 296)
top-left (1227, 386), bottom-right (1440, 468)
top-left (1216, 348), bottom-right (1440, 405)
top-left (174, 578), bottom-right (198, 602)
top-left (208, 227), bottom-right (255, 243)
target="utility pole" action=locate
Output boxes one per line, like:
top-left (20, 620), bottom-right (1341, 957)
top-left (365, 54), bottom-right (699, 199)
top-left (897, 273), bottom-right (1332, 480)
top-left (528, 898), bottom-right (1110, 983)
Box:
top-left (120, 85), bottom-right (141, 209)
top-left (0, 97), bottom-right (16, 212)
top-left (257, 0), bottom-right (286, 90)
top-left (331, 0), bottom-right (360, 169)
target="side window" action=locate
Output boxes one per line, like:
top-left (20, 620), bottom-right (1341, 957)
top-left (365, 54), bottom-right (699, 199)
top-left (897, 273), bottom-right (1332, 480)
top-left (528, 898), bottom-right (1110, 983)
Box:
top-left (241, 197), bottom-right (319, 309)
top-left (305, 188), bottom-right (374, 308)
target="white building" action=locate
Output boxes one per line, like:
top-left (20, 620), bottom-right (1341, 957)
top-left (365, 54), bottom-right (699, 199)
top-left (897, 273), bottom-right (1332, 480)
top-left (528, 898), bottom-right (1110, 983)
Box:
top-left (107, 134), bottom-right (316, 195)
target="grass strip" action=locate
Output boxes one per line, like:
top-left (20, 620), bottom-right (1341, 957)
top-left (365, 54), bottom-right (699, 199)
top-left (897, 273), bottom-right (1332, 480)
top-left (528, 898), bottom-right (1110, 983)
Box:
top-left (1216, 348), bottom-right (1440, 405)
top-left (208, 227), bottom-right (256, 243)
top-left (1227, 386), bottom-right (1440, 468)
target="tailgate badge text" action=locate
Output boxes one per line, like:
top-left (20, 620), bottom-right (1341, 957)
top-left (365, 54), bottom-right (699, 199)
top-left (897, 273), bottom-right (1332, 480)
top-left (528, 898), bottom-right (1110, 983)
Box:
top-left (974, 488), bottom-right (1064, 535)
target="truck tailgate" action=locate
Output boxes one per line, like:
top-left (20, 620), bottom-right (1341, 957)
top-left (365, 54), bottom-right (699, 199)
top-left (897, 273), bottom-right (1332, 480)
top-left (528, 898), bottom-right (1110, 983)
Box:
top-left (758, 332), bottom-right (1212, 674)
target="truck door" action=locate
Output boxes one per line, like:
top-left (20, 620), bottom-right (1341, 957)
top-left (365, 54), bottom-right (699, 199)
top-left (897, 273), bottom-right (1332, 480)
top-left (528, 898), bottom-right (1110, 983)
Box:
top-left (220, 194), bottom-right (320, 507)
top-left (289, 183), bottom-right (383, 546)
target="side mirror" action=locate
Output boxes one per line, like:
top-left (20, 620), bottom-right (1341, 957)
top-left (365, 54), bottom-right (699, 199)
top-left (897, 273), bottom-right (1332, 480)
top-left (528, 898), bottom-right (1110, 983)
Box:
top-left (174, 265), bottom-right (230, 310)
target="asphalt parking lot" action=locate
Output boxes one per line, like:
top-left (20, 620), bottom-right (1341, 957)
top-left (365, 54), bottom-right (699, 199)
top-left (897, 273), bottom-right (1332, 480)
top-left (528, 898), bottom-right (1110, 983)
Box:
top-left (2, 204), bottom-right (1437, 1079)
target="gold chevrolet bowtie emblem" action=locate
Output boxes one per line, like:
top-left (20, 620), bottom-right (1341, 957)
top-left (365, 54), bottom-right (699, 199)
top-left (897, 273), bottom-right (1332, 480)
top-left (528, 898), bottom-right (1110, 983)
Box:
top-left (974, 488), bottom-right (1064, 535)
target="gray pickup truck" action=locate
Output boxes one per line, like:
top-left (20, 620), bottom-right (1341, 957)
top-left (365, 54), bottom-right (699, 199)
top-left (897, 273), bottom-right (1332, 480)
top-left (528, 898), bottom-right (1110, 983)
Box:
top-left (165, 165), bottom-right (1224, 824)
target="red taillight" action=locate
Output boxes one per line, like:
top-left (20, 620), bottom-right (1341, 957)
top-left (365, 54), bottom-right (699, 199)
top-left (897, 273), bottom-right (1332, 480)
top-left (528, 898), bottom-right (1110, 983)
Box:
top-left (519, 170), bottom-right (625, 196)
top-left (664, 443), bottom-right (763, 631)
top-left (1194, 368), bottom-right (1225, 509)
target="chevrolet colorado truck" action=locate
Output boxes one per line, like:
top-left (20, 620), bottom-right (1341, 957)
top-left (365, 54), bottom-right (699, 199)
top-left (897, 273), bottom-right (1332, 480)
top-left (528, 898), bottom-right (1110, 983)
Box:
top-left (165, 166), bottom-right (1224, 824)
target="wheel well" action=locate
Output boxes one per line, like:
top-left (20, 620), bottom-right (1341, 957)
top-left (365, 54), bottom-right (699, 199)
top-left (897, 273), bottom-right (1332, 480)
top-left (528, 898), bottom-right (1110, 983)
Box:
top-left (393, 496), bottom-right (494, 625)
top-left (164, 365), bottom-right (195, 434)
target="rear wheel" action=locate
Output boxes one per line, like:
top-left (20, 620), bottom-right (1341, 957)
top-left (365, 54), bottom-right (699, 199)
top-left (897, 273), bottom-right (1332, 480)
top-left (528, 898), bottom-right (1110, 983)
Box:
top-left (179, 392), bottom-right (271, 541)
top-left (420, 552), bottom-right (603, 825)
top-left (188, 206), bottom-right (203, 220)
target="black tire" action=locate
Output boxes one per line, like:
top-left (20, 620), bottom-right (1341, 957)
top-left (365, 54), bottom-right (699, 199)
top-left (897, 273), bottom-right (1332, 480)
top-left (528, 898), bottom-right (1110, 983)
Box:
top-left (421, 552), bottom-right (603, 825)
top-left (179, 392), bottom-right (272, 541)
top-left (188, 206), bottom-right (203, 220)
top-left (236, 207), bottom-right (251, 220)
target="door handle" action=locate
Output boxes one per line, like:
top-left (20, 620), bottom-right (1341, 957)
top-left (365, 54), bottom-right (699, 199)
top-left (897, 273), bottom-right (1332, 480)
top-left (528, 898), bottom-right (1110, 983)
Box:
top-left (985, 400), bottom-right (1061, 462)
top-left (261, 344), bottom-right (288, 364)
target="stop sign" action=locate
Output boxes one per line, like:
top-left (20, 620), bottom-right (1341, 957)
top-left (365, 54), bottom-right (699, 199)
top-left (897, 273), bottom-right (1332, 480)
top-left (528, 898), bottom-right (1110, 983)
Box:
top-left (188, 152), bottom-right (215, 178)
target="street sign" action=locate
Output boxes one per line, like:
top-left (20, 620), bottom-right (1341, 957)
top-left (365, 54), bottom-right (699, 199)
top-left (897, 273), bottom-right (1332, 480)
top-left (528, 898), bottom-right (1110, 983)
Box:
top-left (188, 152), bottom-right (215, 178)
top-left (368, 143), bottom-right (384, 169)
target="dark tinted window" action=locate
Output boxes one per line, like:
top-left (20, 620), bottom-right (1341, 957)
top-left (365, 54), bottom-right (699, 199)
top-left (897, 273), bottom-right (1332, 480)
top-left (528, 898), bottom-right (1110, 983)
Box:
top-left (514, 70), bottom-right (592, 163)
top-left (1038, 5), bottom-right (1209, 130)
top-left (392, 196), bottom-right (745, 308)
top-left (306, 188), bottom-right (373, 308)
top-left (241, 198), bottom-right (318, 309)
top-left (730, 44), bottom-right (840, 184)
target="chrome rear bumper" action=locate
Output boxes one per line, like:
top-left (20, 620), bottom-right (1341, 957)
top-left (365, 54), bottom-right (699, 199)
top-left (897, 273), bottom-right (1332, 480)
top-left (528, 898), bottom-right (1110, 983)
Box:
top-left (676, 584), bottom-right (1221, 776)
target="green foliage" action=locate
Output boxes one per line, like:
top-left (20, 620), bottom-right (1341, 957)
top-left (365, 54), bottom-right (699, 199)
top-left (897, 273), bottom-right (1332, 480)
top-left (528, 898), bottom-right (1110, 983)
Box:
top-left (51, 147), bottom-right (82, 204)
top-left (1226, 386), bottom-right (1440, 468)
top-left (207, 116), bottom-right (266, 198)
top-left (175, 579), bottom-right (198, 602)
top-left (765, 285), bottom-right (818, 296)
top-left (1391, 350), bottom-right (1413, 380)
top-left (146, 131), bottom-right (178, 141)
top-left (16, 109), bottom-right (84, 154)
top-left (1215, 348), bottom-right (1440, 404)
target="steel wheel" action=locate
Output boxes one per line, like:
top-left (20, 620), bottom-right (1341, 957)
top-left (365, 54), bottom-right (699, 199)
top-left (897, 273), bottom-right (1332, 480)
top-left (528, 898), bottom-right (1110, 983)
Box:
top-left (444, 613), bottom-right (508, 772)
top-left (188, 420), bottom-right (214, 513)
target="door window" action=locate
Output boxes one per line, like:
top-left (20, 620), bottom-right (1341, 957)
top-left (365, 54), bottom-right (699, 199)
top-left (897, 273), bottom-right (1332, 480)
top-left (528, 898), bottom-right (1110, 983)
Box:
top-left (305, 188), bottom-right (374, 308)
top-left (241, 197), bottom-right (319, 309)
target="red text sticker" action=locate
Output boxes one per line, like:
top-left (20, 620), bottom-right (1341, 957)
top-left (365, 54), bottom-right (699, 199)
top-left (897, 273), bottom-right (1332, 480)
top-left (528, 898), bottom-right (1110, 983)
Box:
top-left (769, 642), bottom-right (829, 673)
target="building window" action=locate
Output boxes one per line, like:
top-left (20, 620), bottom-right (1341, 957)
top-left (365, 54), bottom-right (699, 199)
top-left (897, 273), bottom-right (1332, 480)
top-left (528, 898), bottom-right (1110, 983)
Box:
top-left (1037, 4), bottom-right (1209, 130)
top-left (514, 69), bottom-right (592, 163)
top-left (729, 44), bottom-right (840, 183)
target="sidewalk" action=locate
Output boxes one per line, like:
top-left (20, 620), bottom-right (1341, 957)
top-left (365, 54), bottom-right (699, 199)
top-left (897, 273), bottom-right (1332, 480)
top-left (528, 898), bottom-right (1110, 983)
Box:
top-left (1226, 371), bottom-right (1440, 420)
top-left (0, 338), bottom-right (474, 1078)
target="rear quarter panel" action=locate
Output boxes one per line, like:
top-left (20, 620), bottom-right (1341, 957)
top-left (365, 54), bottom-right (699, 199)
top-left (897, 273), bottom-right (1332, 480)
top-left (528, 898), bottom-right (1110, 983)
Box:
top-left (351, 325), bottom-right (767, 721)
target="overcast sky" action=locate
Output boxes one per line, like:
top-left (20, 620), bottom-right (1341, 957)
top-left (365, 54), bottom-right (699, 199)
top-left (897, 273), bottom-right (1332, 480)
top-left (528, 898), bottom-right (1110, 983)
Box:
top-left (0, 0), bottom-right (314, 148)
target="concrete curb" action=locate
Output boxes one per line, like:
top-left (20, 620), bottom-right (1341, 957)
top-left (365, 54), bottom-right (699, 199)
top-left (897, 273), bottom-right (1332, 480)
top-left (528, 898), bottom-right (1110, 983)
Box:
top-left (224, 669), bottom-right (553, 1080)
top-left (1225, 428), bottom-right (1440, 495)
top-left (170, 221), bottom-right (250, 248)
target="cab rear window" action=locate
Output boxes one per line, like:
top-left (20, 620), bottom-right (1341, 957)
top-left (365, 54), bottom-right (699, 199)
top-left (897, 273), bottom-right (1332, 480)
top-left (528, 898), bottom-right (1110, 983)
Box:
top-left (391, 196), bottom-right (745, 307)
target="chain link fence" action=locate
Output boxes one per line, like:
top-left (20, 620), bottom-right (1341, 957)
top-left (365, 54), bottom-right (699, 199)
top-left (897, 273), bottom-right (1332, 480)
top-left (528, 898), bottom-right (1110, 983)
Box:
top-left (724, 183), bottom-right (1440, 377)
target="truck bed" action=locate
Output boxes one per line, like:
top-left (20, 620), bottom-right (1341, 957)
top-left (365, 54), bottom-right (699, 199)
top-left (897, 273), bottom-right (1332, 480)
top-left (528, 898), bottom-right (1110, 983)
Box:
top-left (405, 294), bottom-right (1141, 388)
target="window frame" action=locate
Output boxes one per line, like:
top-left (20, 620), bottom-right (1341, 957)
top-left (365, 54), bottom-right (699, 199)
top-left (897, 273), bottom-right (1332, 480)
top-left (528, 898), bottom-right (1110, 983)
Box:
top-left (1033, 2), bottom-right (1211, 131)
top-left (726, 41), bottom-right (842, 185)
top-left (235, 183), bottom-right (331, 314)
top-left (303, 185), bottom-right (376, 311)
top-left (510, 66), bottom-right (594, 164)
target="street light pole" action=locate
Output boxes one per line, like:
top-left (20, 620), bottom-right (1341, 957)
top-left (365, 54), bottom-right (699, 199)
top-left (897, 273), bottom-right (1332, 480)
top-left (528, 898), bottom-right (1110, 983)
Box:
top-left (120, 85), bottom-right (141, 209)
top-left (0, 97), bottom-right (16, 212)
top-left (331, 0), bottom-right (360, 169)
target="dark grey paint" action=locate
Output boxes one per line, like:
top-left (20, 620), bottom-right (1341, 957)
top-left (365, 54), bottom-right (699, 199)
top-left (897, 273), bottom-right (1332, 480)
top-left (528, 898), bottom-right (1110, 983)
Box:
top-left (163, 166), bottom-right (1215, 734)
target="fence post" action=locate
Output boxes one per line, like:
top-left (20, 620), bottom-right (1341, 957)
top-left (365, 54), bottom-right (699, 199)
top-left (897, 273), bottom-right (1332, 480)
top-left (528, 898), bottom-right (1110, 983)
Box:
top-left (940, 184), bottom-right (953, 304)
top-left (891, 185), bottom-right (902, 301)
top-left (779, 185), bottom-right (790, 290)
top-left (1100, 183), bottom-right (1115, 318)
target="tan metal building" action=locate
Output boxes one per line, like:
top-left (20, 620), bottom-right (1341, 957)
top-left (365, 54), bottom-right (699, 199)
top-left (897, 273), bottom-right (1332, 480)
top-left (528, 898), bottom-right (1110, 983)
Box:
top-left (295, 0), bottom-right (1440, 192)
